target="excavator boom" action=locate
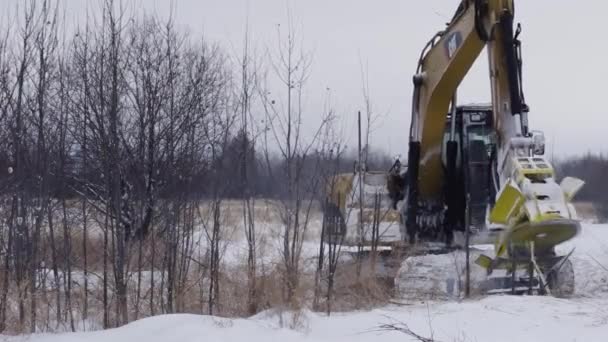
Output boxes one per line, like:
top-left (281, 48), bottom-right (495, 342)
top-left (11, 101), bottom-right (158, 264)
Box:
top-left (411, 0), bottom-right (523, 201)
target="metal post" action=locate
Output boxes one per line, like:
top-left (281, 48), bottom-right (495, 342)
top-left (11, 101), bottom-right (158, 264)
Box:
top-left (530, 241), bottom-right (551, 296)
top-left (356, 111), bottom-right (364, 280)
top-left (528, 253), bottom-right (534, 295)
top-left (358, 111), bottom-right (364, 244)
top-left (465, 193), bottom-right (471, 298)
top-left (463, 115), bottom-right (471, 297)
top-left (510, 244), bottom-right (516, 294)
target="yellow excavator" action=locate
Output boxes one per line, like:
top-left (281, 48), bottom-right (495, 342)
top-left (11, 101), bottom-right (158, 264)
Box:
top-left (327, 0), bottom-right (584, 296)
top-left (398, 0), bottom-right (585, 296)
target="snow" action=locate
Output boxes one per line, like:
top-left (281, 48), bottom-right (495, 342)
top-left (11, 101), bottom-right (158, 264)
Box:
top-left (8, 296), bottom-right (608, 342)
top-left (5, 224), bottom-right (608, 342)
top-left (558, 223), bottom-right (608, 297)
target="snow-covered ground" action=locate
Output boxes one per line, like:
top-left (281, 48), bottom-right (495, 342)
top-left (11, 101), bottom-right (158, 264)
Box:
top-left (5, 223), bottom-right (608, 342)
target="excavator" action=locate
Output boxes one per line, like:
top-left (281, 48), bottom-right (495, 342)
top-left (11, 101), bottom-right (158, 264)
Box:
top-left (325, 0), bottom-right (584, 297)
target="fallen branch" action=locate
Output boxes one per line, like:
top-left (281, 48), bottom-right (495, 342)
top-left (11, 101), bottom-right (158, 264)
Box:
top-left (372, 315), bottom-right (440, 342)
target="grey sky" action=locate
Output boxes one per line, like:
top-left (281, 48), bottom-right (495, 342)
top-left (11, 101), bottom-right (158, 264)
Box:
top-left (2, 0), bottom-right (606, 157)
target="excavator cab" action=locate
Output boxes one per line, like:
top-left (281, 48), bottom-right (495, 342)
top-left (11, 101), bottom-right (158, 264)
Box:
top-left (442, 104), bottom-right (495, 168)
top-left (442, 104), bottom-right (496, 234)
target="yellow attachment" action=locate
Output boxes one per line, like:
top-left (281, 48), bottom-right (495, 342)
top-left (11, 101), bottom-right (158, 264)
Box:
top-left (475, 254), bottom-right (493, 269)
top-left (560, 177), bottom-right (585, 202)
top-left (512, 157), bottom-right (554, 184)
top-left (489, 179), bottom-right (524, 225)
top-left (474, 254), bottom-right (517, 272)
top-left (494, 219), bottom-right (580, 258)
top-left (489, 156), bottom-right (581, 257)
top-left (509, 219), bottom-right (579, 248)
top-left (475, 254), bottom-right (536, 272)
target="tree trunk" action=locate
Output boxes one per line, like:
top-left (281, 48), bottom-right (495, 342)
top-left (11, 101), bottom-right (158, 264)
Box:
top-left (47, 205), bottom-right (62, 327)
top-left (61, 198), bottom-right (75, 332)
top-left (103, 212), bottom-right (109, 329)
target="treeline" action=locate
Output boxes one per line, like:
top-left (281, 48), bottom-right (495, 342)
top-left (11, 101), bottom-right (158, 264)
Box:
top-left (202, 132), bottom-right (393, 199)
top-left (0, 0), bottom-right (396, 333)
top-left (555, 153), bottom-right (608, 221)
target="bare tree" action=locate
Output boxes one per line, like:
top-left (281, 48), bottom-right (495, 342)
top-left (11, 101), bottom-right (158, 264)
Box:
top-left (355, 58), bottom-right (385, 281)
top-left (0, 22), bottom-right (12, 333)
top-left (10, 2), bottom-right (38, 331)
top-left (123, 15), bottom-right (173, 319)
top-left (312, 93), bottom-right (343, 313)
top-left (260, 12), bottom-right (333, 309)
top-left (202, 96), bottom-right (235, 315)
top-left (234, 24), bottom-right (260, 315)
top-left (70, 0), bottom-right (131, 326)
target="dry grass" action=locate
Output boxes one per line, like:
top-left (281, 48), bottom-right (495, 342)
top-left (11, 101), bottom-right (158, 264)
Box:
top-left (313, 255), bottom-right (393, 314)
top-left (0, 198), bottom-right (393, 333)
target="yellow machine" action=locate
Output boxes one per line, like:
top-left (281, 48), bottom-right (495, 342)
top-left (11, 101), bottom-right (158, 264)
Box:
top-left (324, 170), bottom-right (402, 247)
top-left (388, 0), bottom-right (584, 296)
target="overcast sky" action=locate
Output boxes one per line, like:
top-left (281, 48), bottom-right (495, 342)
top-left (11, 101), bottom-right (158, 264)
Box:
top-left (2, 0), bottom-right (606, 157)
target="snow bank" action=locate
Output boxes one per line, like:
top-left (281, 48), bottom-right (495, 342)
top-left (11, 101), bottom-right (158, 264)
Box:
top-left (7, 295), bottom-right (608, 342)
top-left (559, 223), bottom-right (608, 297)
top-left (2, 314), bottom-right (306, 342)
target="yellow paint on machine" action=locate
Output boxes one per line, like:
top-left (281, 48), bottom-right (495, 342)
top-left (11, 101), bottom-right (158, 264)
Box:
top-left (482, 175), bottom-right (581, 262)
top-left (494, 219), bottom-right (580, 258)
top-left (489, 179), bottom-right (525, 225)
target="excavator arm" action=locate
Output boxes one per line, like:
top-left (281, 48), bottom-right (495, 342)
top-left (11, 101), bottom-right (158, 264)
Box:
top-left (411, 0), bottom-right (520, 200)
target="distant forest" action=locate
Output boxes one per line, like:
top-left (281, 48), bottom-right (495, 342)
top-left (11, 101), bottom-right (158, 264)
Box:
top-left (555, 154), bottom-right (608, 221)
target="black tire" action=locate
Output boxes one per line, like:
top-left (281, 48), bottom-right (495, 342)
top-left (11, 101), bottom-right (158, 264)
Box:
top-left (547, 258), bottom-right (575, 298)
